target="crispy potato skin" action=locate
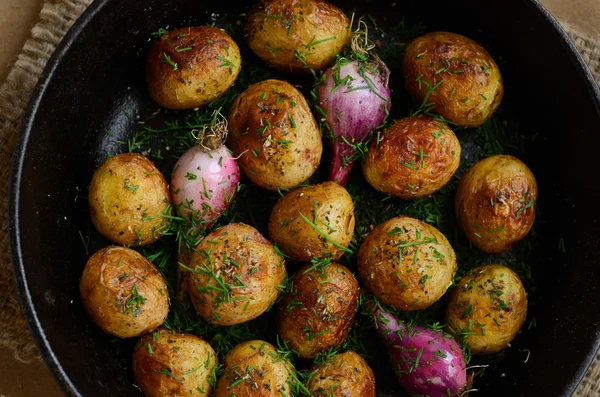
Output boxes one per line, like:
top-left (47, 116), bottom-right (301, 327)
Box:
top-left (88, 153), bottom-right (171, 247)
top-left (363, 116), bottom-right (460, 199)
top-left (227, 79), bottom-right (322, 189)
top-left (403, 32), bottom-right (503, 128)
top-left (79, 246), bottom-right (169, 338)
top-left (307, 351), bottom-right (376, 397)
top-left (147, 26), bottom-right (241, 109)
top-left (268, 182), bottom-right (355, 262)
top-left (215, 340), bottom-right (293, 397)
top-left (277, 263), bottom-right (358, 359)
top-left (455, 155), bottom-right (537, 254)
top-left (446, 265), bottom-right (527, 355)
top-left (133, 329), bottom-right (217, 397)
top-left (245, 0), bottom-right (351, 73)
top-left (357, 216), bottom-right (457, 311)
top-left (187, 223), bottom-right (286, 326)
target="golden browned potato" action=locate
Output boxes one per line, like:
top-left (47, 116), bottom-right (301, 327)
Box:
top-left (357, 216), bottom-right (456, 311)
top-left (455, 154), bottom-right (538, 254)
top-left (268, 182), bottom-right (355, 262)
top-left (133, 328), bottom-right (218, 397)
top-left (227, 79), bottom-right (322, 190)
top-left (147, 26), bottom-right (241, 109)
top-left (403, 32), bottom-right (503, 128)
top-left (215, 340), bottom-right (294, 396)
top-left (446, 264), bottom-right (527, 355)
top-left (245, 0), bottom-right (351, 73)
top-left (306, 350), bottom-right (375, 397)
top-left (277, 262), bottom-right (358, 359)
top-left (186, 223), bottom-right (286, 326)
top-left (88, 153), bottom-right (171, 247)
top-left (363, 116), bottom-right (461, 199)
top-left (79, 246), bottom-right (169, 338)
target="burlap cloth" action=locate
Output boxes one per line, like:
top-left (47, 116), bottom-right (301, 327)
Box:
top-left (0, 0), bottom-right (598, 395)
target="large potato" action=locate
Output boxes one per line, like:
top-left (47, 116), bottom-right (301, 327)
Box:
top-left (446, 264), bottom-right (527, 355)
top-left (147, 26), bottom-right (241, 109)
top-left (277, 262), bottom-right (358, 359)
top-left (357, 216), bottom-right (457, 311)
top-left (88, 153), bottom-right (171, 247)
top-left (268, 182), bottom-right (355, 262)
top-left (215, 340), bottom-right (294, 396)
top-left (79, 246), bottom-right (169, 338)
top-left (455, 154), bottom-right (538, 254)
top-left (363, 116), bottom-right (460, 199)
top-left (186, 223), bottom-right (286, 326)
top-left (245, 0), bottom-right (351, 73)
top-left (306, 350), bottom-right (375, 397)
top-left (227, 79), bottom-right (322, 190)
top-left (133, 329), bottom-right (217, 397)
top-left (403, 32), bottom-right (503, 128)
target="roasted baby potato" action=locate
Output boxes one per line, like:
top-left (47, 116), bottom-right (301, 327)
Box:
top-left (215, 340), bottom-right (294, 396)
top-left (245, 0), bottom-right (351, 73)
top-left (278, 262), bottom-right (359, 359)
top-left (455, 154), bottom-right (538, 254)
top-left (446, 264), bottom-right (527, 355)
top-left (147, 26), bottom-right (241, 109)
top-left (306, 350), bottom-right (376, 397)
top-left (357, 216), bottom-right (457, 311)
top-left (186, 223), bottom-right (286, 326)
top-left (88, 153), bottom-right (171, 247)
top-left (363, 116), bottom-right (461, 199)
top-left (268, 182), bottom-right (355, 262)
top-left (227, 79), bottom-right (322, 190)
top-left (403, 32), bottom-right (503, 127)
top-left (80, 246), bottom-right (169, 338)
top-left (133, 328), bottom-right (217, 397)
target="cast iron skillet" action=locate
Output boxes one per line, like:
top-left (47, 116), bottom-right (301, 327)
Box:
top-left (8, 0), bottom-right (600, 395)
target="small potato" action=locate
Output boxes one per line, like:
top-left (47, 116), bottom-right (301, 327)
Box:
top-left (88, 153), bottom-right (171, 247)
top-left (268, 182), bottom-right (355, 262)
top-left (455, 154), bottom-right (538, 254)
top-left (306, 351), bottom-right (375, 397)
top-left (147, 26), bottom-right (241, 109)
top-left (133, 329), bottom-right (217, 397)
top-left (187, 223), bottom-right (286, 326)
top-left (215, 340), bottom-right (294, 396)
top-left (245, 0), bottom-right (351, 73)
top-left (446, 264), bottom-right (527, 355)
top-left (357, 216), bottom-right (457, 311)
top-left (278, 262), bottom-right (358, 359)
top-left (79, 246), bottom-right (169, 338)
top-left (227, 79), bottom-right (322, 190)
top-left (363, 116), bottom-right (461, 199)
top-left (403, 32), bottom-right (503, 128)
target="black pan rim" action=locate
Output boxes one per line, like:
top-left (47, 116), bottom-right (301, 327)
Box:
top-left (7, 0), bottom-right (600, 395)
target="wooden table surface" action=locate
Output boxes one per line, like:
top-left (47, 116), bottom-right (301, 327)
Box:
top-left (0, 0), bottom-right (598, 395)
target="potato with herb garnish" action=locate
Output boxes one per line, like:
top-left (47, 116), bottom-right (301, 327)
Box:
top-left (133, 328), bottom-right (217, 397)
top-left (277, 262), bottom-right (359, 359)
top-left (357, 216), bottom-right (457, 311)
top-left (88, 153), bottom-right (171, 247)
top-left (215, 340), bottom-right (295, 396)
top-left (186, 223), bottom-right (286, 326)
top-left (268, 182), bottom-right (355, 262)
top-left (446, 264), bottom-right (527, 355)
top-left (79, 246), bottom-right (169, 338)
top-left (245, 0), bottom-right (351, 73)
top-left (455, 154), bottom-right (538, 254)
top-left (306, 350), bottom-right (376, 397)
top-left (363, 116), bottom-right (461, 199)
top-left (227, 79), bottom-right (322, 190)
top-left (146, 26), bottom-right (241, 109)
top-left (403, 31), bottom-right (503, 128)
